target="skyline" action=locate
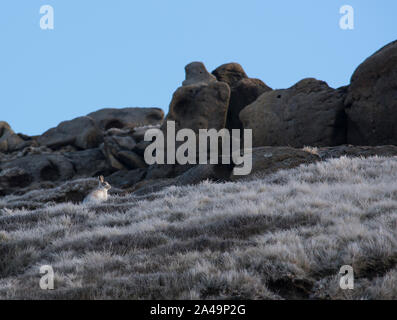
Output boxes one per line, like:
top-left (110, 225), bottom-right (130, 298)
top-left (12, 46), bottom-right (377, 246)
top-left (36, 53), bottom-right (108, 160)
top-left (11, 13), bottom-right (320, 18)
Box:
top-left (1, 0), bottom-right (396, 135)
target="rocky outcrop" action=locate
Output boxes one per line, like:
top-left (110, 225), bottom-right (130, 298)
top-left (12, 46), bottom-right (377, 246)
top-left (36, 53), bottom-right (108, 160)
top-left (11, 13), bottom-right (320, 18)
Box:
top-left (2, 40), bottom-right (397, 199)
top-left (161, 62), bottom-right (231, 137)
top-left (127, 144), bottom-right (397, 194)
top-left (87, 107), bottom-right (164, 131)
top-left (0, 122), bottom-right (27, 152)
top-left (38, 116), bottom-right (103, 150)
top-left (0, 148), bottom-right (112, 195)
top-left (240, 78), bottom-right (347, 148)
top-left (345, 40), bottom-right (397, 145)
top-left (0, 112), bottom-right (160, 196)
top-left (36, 108), bottom-right (163, 152)
top-left (151, 62), bottom-right (231, 177)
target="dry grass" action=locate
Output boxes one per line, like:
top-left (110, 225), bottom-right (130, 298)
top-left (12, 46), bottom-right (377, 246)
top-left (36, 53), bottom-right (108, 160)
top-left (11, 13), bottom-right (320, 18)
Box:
top-left (0, 156), bottom-right (396, 300)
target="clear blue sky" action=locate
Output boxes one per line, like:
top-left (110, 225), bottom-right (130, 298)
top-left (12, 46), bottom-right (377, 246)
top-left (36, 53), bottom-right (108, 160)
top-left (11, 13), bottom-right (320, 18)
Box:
top-left (0, 0), bottom-right (396, 135)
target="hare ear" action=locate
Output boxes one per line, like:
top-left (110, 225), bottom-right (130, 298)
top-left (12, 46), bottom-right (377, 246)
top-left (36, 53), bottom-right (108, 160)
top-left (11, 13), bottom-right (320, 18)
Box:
top-left (99, 175), bottom-right (104, 183)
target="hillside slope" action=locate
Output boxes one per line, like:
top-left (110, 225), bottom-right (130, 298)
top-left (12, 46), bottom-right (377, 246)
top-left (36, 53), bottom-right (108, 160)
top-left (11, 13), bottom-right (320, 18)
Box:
top-left (0, 156), bottom-right (396, 299)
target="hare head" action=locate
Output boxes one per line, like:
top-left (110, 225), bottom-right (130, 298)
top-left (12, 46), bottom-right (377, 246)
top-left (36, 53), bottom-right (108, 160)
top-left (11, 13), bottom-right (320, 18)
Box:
top-left (99, 175), bottom-right (111, 191)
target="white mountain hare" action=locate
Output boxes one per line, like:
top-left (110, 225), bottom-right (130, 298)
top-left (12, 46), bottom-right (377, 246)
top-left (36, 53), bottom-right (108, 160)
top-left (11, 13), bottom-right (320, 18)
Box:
top-left (83, 176), bottom-right (111, 204)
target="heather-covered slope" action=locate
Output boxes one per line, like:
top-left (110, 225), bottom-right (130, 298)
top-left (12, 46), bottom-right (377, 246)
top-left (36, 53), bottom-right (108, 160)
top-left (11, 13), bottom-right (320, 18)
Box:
top-left (0, 156), bottom-right (396, 300)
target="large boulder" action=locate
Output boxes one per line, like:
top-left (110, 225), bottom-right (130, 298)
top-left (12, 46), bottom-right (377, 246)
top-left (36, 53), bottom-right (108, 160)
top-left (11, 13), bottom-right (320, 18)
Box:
top-left (345, 40), bottom-right (397, 145)
top-left (213, 63), bottom-right (272, 131)
top-left (163, 79), bottom-right (231, 133)
top-left (0, 122), bottom-right (27, 153)
top-left (239, 78), bottom-right (347, 148)
top-left (149, 62), bottom-right (231, 179)
top-left (38, 116), bottom-right (103, 150)
top-left (87, 107), bottom-right (164, 131)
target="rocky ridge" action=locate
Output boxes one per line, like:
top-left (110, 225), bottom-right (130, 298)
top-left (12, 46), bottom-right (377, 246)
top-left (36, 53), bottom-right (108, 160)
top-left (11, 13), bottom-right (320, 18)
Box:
top-left (1, 40), bottom-right (397, 202)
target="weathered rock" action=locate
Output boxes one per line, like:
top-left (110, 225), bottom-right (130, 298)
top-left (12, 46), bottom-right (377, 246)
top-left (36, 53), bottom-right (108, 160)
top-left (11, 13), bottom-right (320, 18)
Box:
top-left (104, 128), bottom-right (137, 150)
top-left (106, 168), bottom-right (146, 189)
top-left (239, 78), bottom-right (347, 148)
top-left (133, 140), bottom-right (151, 156)
top-left (152, 62), bottom-right (231, 169)
top-left (117, 150), bottom-right (147, 169)
top-left (317, 145), bottom-right (397, 160)
top-left (0, 148), bottom-right (112, 195)
top-left (1, 178), bottom-right (102, 209)
top-left (102, 138), bottom-right (125, 170)
top-left (145, 163), bottom-right (195, 180)
top-left (64, 148), bottom-right (113, 177)
top-left (231, 145), bottom-right (397, 181)
top-left (212, 63), bottom-right (272, 131)
top-left (163, 81), bottom-right (231, 132)
top-left (0, 154), bottom-right (74, 194)
top-left (0, 122), bottom-right (27, 153)
top-left (345, 40), bottom-right (397, 145)
top-left (0, 145), bottom-right (53, 164)
top-left (1, 154), bottom-right (74, 182)
top-left (87, 107), bottom-right (164, 131)
top-left (175, 164), bottom-right (233, 185)
top-left (132, 124), bottom-right (161, 142)
top-left (228, 78), bottom-right (272, 131)
top-left (101, 130), bottom-right (146, 170)
top-left (182, 62), bottom-right (217, 86)
top-left (212, 63), bottom-right (248, 87)
top-left (159, 70), bottom-right (231, 166)
top-left (231, 146), bottom-right (320, 180)
top-left (17, 146), bottom-right (52, 157)
top-left (16, 133), bottom-right (35, 141)
top-left (132, 164), bottom-right (232, 196)
top-left (38, 116), bottom-right (103, 150)
top-left (0, 167), bottom-right (33, 192)
top-left (105, 130), bottom-right (137, 150)
top-left (131, 178), bottom-right (176, 196)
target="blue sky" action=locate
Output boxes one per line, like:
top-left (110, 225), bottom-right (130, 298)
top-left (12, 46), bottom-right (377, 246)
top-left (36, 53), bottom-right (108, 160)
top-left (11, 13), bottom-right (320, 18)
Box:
top-left (0, 0), bottom-right (396, 135)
